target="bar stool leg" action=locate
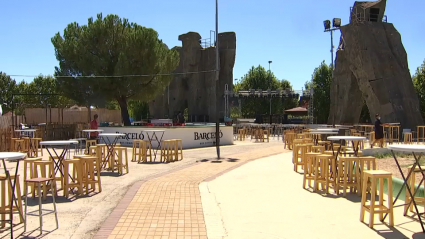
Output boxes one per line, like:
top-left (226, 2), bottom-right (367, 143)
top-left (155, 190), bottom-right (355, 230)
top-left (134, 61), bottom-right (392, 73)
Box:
top-left (369, 178), bottom-right (377, 228)
top-left (51, 181), bottom-right (59, 229)
top-left (38, 183), bottom-right (43, 234)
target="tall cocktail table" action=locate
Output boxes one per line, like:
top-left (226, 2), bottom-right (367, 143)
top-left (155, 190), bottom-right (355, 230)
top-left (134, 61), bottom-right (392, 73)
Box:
top-left (143, 130), bottom-right (165, 161)
top-left (0, 152), bottom-right (27, 238)
top-left (98, 133), bottom-right (125, 169)
top-left (387, 144), bottom-right (425, 232)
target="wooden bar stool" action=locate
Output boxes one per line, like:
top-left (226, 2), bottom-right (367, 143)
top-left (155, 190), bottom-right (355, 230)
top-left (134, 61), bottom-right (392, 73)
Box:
top-left (284, 133), bottom-right (295, 149)
top-left (404, 132), bottom-right (413, 144)
top-left (303, 152), bottom-right (321, 190)
top-left (80, 156), bottom-right (102, 194)
top-left (314, 154), bottom-right (337, 194)
top-left (238, 129), bottom-right (246, 141)
top-left (112, 147), bottom-right (129, 174)
top-left (263, 129), bottom-right (270, 142)
top-left (168, 139), bottom-right (183, 161)
top-left (24, 177), bottom-right (58, 234)
top-left (336, 157), bottom-right (361, 196)
top-left (358, 157), bottom-right (377, 194)
top-left (292, 139), bottom-right (304, 163)
top-left (404, 165), bottom-right (425, 215)
top-left (0, 174), bottom-right (24, 228)
top-left (312, 145), bottom-right (325, 153)
top-left (23, 157), bottom-right (43, 198)
top-left (62, 159), bottom-right (84, 198)
top-left (31, 138), bottom-right (43, 157)
top-left (22, 137), bottom-right (31, 154)
top-left (14, 139), bottom-right (25, 152)
top-left (160, 140), bottom-right (176, 163)
top-left (10, 138), bottom-right (18, 151)
top-left (85, 140), bottom-right (97, 154)
top-left (360, 170), bottom-right (394, 228)
top-left (132, 139), bottom-right (142, 162)
top-left (33, 161), bottom-right (57, 200)
top-left (138, 140), bottom-right (152, 163)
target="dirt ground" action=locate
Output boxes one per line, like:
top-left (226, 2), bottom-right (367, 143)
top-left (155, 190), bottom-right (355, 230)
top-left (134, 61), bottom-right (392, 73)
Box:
top-left (376, 155), bottom-right (425, 183)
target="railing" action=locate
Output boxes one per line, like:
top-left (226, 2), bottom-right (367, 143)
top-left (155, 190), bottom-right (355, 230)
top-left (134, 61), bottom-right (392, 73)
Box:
top-left (200, 38), bottom-right (212, 48)
top-left (349, 7), bottom-right (388, 23)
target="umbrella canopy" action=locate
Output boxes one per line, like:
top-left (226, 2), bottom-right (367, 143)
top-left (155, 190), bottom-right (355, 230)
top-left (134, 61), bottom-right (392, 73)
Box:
top-left (285, 107), bottom-right (308, 116)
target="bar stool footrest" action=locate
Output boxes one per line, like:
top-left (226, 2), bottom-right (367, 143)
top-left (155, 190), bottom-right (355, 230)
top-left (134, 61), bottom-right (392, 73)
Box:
top-left (26, 209), bottom-right (56, 217)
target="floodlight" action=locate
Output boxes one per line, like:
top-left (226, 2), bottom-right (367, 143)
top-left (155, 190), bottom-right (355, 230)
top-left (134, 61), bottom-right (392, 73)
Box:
top-left (333, 18), bottom-right (341, 28)
top-left (324, 20), bottom-right (331, 30)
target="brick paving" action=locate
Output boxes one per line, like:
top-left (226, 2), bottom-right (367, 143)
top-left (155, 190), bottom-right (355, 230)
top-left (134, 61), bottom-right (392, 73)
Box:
top-left (94, 144), bottom-right (288, 239)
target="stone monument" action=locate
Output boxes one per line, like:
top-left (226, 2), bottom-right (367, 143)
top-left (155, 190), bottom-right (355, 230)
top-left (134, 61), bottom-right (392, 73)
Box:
top-left (149, 31), bottom-right (236, 122)
top-left (328, 0), bottom-right (423, 129)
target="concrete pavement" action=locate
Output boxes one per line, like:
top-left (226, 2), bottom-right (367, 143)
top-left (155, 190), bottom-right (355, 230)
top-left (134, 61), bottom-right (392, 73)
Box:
top-left (201, 152), bottom-right (425, 239)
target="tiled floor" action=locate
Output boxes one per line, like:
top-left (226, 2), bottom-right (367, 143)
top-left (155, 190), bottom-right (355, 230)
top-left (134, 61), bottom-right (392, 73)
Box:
top-left (94, 144), bottom-right (287, 239)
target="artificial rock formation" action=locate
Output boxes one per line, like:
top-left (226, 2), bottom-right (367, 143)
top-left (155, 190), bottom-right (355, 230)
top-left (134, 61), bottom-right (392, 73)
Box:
top-left (328, 0), bottom-right (423, 129)
top-left (149, 32), bottom-right (236, 122)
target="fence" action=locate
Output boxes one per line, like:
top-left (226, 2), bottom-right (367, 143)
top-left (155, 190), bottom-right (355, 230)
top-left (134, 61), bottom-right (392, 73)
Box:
top-left (0, 115), bottom-right (25, 129)
top-left (24, 108), bottom-right (121, 125)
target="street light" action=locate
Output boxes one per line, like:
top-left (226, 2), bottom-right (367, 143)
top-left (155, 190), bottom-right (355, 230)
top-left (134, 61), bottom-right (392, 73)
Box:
top-left (323, 18), bottom-right (341, 69)
top-left (268, 61), bottom-right (272, 124)
top-left (215, 0), bottom-right (220, 159)
top-left (323, 17), bottom-right (341, 127)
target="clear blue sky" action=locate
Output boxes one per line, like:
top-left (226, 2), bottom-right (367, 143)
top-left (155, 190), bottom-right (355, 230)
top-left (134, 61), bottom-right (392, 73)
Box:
top-left (1, 0), bottom-right (424, 91)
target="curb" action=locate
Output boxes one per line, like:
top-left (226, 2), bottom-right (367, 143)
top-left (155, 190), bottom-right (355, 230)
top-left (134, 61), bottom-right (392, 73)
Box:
top-left (385, 177), bottom-right (424, 201)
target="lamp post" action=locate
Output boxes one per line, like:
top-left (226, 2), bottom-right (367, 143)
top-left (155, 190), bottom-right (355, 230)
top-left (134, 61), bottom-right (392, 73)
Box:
top-left (268, 61), bottom-right (272, 124)
top-left (215, 0), bottom-right (220, 159)
top-left (323, 18), bottom-right (341, 127)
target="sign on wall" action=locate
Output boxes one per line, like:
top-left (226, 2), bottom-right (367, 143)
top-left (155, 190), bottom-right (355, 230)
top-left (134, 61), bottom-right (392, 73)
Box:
top-left (99, 126), bottom-right (234, 149)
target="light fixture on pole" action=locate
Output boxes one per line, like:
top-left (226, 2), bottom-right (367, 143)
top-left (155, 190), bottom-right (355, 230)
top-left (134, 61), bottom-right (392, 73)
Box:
top-left (215, 0), bottom-right (220, 159)
top-left (268, 61), bottom-right (272, 124)
top-left (324, 17), bottom-right (341, 127)
top-left (323, 18), bottom-right (341, 69)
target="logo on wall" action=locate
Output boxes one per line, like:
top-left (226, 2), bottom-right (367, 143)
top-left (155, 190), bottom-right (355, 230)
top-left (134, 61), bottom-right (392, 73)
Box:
top-left (194, 131), bottom-right (223, 140)
top-left (115, 131), bottom-right (146, 140)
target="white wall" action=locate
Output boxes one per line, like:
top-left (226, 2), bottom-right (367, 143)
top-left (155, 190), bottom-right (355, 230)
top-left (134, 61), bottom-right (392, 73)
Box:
top-left (99, 126), bottom-right (234, 149)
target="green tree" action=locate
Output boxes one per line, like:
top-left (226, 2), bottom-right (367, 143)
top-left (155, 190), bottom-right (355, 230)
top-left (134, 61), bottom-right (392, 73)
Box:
top-left (128, 100), bottom-right (149, 121)
top-left (304, 61), bottom-right (332, 124)
top-left (25, 75), bottom-right (74, 108)
top-left (280, 79), bottom-right (298, 111)
top-left (51, 13), bottom-right (179, 125)
top-left (234, 65), bottom-right (296, 118)
top-left (413, 60), bottom-right (425, 120)
top-left (0, 72), bottom-right (17, 114)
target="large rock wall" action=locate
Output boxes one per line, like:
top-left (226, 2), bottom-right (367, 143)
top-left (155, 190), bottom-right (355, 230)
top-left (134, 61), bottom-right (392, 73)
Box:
top-left (328, 22), bottom-right (423, 129)
top-left (149, 32), bottom-right (236, 121)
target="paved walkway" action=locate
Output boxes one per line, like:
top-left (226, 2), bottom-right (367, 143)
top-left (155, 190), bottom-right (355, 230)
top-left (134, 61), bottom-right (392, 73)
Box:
top-left (94, 143), bottom-right (288, 239)
top-left (202, 152), bottom-right (425, 239)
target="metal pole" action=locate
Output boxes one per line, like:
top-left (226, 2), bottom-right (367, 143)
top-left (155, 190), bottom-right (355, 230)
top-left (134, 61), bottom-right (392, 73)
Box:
top-left (268, 61), bottom-right (272, 124)
top-left (167, 85), bottom-right (170, 118)
top-left (331, 30), bottom-right (336, 127)
top-left (215, 0), bottom-right (220, 159)
top-left (330, 30), bottom-right (334, 69)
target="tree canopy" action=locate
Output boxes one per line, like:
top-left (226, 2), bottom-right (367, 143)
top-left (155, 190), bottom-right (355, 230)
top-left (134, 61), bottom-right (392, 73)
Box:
top-left (51, 13), bottom-right (180, 125)
top-left (304, 61), bottom-right (332, 124)
top-left (234, 65), bottom-right (298, 118)
top-left (413, 60), bottom-right (425, 120)
top-left (0, 72), bottom-right (17, 114)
